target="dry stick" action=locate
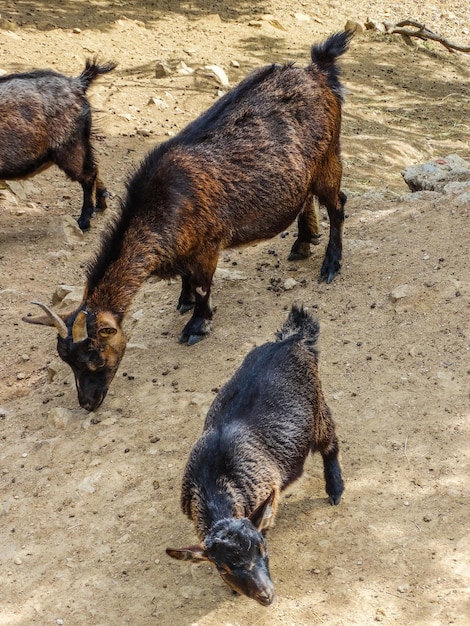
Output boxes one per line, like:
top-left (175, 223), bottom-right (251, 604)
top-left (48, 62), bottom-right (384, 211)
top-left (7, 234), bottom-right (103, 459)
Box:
top-left (383, 19), bottom-right (470, 54)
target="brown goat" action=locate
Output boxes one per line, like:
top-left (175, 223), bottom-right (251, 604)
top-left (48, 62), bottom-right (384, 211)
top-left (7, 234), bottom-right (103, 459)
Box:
top-left (166, 305), bottom-right (344, 605)
top-left (0, 59), bottom-right (116, 230)
top-left (23, 31), bottom-right (353, 411)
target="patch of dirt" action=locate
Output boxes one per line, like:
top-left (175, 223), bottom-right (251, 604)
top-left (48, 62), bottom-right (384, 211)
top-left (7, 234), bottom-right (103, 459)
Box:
top-left (0, 2), bottom-right (469, 625)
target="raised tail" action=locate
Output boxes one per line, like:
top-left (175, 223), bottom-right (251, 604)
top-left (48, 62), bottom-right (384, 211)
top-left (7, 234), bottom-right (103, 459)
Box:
top-left (275, 305), bottom-right (320, 353)
top-left (310, 30), bottom-right (354, 100)
top-left (79, 58), bottom-right (117, 91)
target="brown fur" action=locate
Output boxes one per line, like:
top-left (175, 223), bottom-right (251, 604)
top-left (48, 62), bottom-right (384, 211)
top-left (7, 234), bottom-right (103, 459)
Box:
top-left (0, 59), bottom-right (116, 230)
top-left (24, 32), bottom-right (353, 410)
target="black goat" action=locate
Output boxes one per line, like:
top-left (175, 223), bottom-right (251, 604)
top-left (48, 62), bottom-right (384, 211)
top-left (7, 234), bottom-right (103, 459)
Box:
top-left (0, 58), bottom-right (116, 230)
top-left (24, 31), bottom-right (353, 411)
top-left (167, 305), bottom-right (344, 605)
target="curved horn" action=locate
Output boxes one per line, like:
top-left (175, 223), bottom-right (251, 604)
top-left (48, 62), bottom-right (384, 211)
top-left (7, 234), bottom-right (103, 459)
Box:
top-left (72, 310), bottom-right (88, 343)
top-left (32, 301), bottom-right (68, 339)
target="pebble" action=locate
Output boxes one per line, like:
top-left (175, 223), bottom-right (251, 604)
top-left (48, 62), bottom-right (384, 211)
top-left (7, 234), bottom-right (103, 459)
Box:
top-left (283, 278), bottom-right (298, 291)
top-left (203, 64), bottom-right (229, 87)
top-left (14, 557), bottom-right (22, 565)
top-left (389, 284), bottom-right (415, 302)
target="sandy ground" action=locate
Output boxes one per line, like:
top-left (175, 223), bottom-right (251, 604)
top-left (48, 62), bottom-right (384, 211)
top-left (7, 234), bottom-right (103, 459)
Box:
top-left (0, 1), bottom-right (469, 625)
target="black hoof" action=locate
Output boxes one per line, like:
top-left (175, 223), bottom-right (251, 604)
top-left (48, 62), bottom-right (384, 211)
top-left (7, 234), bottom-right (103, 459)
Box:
top-left (77, 217), bottom-right (91, 231)
top-left (288, 251), bottom-right (310, 261)
top-left (179, 319), bottom-right (212, 345)
top-left (328, 493), bottom-right (342, 506)
top-left (178, 332), bottom-right (207, 346)
top-left (319, 260), bottom-right (340, 284)
top-left (177, 302), bottom-right (195, 315)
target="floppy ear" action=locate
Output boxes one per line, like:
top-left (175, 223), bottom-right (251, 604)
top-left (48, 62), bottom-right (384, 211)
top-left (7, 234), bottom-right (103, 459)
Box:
top-left (249, 491), bottom-right (275, 531)
top-left (166, 545), bottom-right (210, 563)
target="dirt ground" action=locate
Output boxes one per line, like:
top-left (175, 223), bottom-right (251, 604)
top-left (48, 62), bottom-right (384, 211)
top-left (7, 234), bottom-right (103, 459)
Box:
top-left (1, 1), bottom-right (469, 625)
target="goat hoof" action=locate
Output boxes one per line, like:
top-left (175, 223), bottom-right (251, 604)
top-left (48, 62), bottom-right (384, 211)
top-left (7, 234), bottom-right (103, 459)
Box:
top-left (77, 218), bottom-right (91, 231)
top-left (319, 262), bottom-right (340, 284)
top-left (188, 333), bottom-right (206, 346)
top-left (328, 493), bottom-right (342, 506)
top-left (177, 302), bottom-right (195, 315)
top-left (288, 240), bottom-right (311, 261)
top-left (178, 332), bottom-right (206, 346)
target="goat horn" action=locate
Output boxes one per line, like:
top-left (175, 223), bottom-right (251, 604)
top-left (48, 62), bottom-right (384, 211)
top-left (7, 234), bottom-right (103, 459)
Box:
top-left (72, 310), bottom-right (88, 343)
top-left (32, 301), bottom-right (68, 339)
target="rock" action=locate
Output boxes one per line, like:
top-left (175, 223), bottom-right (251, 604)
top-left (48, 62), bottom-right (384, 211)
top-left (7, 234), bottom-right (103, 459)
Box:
top-left (176, 61), bottom-right (194, 76)
top-left (389, 284), bottom-right (415, 302)
top-left (402, 154), bottom-right (470, 193)
top-left (0, 186), bottom-right (18, 205)
top-left (47, 407), bottom-right (74, 429)
top-left (62, 215), bottom-right (84, 244)
top-left (294, 13), bottom-right (311, 22)
top-left (345, 20), bottom-right (364, 33)
top-left (203, 64), bottom-right (229, 87)
top-left (283, 278), bottom-right (298, 291)
top-left (52, 284), bottom-right (79, 305)
top-left (215, 268), bottom-right (247, 281)
top-left (3, 179), bottom-right (38, 200)
top-left (51, 285), bottom-right (82, 309)
top-left (155, 61), bottom-right (172, 78)
top-left (147, 96), bottom-right (169, 110)
top-left (230, 60), bottom-right (240, 68)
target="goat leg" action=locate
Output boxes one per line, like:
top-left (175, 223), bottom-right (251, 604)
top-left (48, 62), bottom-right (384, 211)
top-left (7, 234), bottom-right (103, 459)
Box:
top-left (319, 190), bottom-right (346, 284)
top-left (179, 281), bottom-right (214, 345)
top-left (177, 275), bottom-right (196, 314)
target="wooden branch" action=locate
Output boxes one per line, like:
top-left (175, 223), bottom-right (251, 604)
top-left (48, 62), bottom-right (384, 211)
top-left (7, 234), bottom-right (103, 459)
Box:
top-left (366, 19), bottom-right (470, 54)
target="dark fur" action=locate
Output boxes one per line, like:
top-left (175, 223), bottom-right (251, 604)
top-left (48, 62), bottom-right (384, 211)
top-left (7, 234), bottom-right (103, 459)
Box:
top-left (0, 58), bottom-right (116, 230)
top-left (166, 305), bottom-right (344, 605)
top-left (24, 32), bottom-right (352, 411)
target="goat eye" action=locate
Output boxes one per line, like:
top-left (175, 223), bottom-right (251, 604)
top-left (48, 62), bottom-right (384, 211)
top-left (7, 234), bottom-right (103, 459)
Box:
top-left (98, 328), bottom-right (117, 338)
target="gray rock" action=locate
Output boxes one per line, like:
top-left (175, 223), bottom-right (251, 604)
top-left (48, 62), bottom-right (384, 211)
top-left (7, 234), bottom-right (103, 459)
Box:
top-left (389, 284), bottom-right (416, 302)
top-left (402, 154), bottom-right (470, 193)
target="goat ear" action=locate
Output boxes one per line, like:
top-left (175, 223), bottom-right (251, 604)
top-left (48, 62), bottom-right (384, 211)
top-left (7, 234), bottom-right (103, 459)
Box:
top-left (166, 545), bottom-right (209, 563)
top-left (249, 490), bottom-right (276, 531)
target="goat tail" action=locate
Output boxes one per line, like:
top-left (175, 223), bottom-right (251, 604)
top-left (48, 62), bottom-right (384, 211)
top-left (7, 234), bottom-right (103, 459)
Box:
top-left (79, 58), bottom-right (117, 91)
top-left (310, 30), bottom-right (354, 99)
top-left (275, 305), bottom-right (320, 353)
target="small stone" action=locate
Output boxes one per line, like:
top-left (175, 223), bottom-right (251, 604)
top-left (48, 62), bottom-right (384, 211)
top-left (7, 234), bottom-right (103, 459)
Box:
top-left (14, 557), bottom-right (22, 565)
top-left (203, 64), bottom-right (229, 87)
top-left (283, 278), bottom-right (298, 291)
top-left (17, 372), bottom-right (25, 380)
top-left (230, 60), bottom-right (240, 68)
top-left (345, 20), bottom-right (364, 33)
top-left (176, 61), bottom-right (194, 76)
top-left (47, 407), bottom-right (74, 429)
top-left (147, 96), bottom-right (169, 110)
top-left (389, 284), bottom-right (415, 302)
top-left (397, 584), bottom-right (410, 593)
top-left (155, 61), bottom-right (172, 78)
top-left (72, 28), bottom-right (81, 34)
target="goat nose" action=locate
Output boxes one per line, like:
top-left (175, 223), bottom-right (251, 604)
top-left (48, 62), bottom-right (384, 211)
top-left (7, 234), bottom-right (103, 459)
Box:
top-left (256, 588), bottom-right (275, 606)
